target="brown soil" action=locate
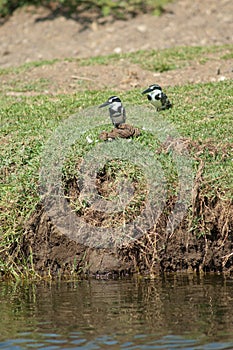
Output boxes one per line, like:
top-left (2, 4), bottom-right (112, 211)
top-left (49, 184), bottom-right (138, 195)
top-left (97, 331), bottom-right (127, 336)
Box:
top-left (2, 0), bottom-right (233, 277)
top-left (1, 0), bottom-right (233, 93)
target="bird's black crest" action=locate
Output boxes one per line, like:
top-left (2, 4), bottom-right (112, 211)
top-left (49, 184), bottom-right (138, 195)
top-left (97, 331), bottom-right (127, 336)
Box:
top-left (148, 84), bottom-right (162, 91)
top-left (108, 96), bottom-right (121, 103)
top-left (142, 84), bottom-right (162, 94)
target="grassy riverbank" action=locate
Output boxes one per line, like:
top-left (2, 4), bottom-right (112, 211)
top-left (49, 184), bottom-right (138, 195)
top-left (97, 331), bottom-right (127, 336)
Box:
top-left (0, 44), bottom-right (233, 278)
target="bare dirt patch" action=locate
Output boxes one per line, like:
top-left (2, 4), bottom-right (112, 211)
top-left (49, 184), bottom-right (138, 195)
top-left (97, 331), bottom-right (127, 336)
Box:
top-left (2, 52), bottom-right (233, 96)
top-left (0, 0), bottom-right (233, 92)
top-left (0, 0), bottom-right (232, 67)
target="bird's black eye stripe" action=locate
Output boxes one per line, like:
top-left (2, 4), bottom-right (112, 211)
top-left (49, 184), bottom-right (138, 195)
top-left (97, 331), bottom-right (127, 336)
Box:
top-left (147, 95), bottom-right (152, 101)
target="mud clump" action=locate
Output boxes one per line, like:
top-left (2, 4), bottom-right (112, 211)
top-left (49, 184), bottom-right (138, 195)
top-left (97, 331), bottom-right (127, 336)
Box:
top-left (99, 124), bottom-right (141, 141)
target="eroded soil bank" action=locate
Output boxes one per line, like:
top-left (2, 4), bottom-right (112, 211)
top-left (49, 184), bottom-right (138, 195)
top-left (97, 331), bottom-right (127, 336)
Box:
top-left (14, 195), bottom-right (233, 278)
top-left (10, 138), bottom-right (233, 278)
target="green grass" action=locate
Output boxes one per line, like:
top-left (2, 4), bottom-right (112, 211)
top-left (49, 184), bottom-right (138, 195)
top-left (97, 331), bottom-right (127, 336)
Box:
top-left (0, 59), bottom-right (60, 76)
top-left (2, 78), bottom-right (51, 93)
top-left (0, 45), bottom-right (232, 80)
top-left (77, 44), bottom-right (233, 72)
top-left (0, 46), bottom-right (233, 277)
top-left (1, 80), bottom-right (232, 230)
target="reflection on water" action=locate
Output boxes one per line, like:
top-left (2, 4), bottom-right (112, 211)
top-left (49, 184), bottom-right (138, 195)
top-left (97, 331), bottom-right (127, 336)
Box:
top-left (1, 274), bottom-right (233, 349)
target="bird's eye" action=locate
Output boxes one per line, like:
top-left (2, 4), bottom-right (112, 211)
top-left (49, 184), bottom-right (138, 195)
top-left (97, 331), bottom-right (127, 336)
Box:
top-left (147, 95), bottom-right (152, 101)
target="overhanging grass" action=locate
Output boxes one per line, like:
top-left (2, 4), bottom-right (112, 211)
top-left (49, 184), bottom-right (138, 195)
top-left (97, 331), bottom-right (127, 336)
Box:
top-left (0, 79), bottom-right (232, 275)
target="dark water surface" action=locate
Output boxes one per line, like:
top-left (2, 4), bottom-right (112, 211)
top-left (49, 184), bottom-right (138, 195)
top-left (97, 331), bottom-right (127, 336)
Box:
top-left (1, 274), bottom-right (233, 349)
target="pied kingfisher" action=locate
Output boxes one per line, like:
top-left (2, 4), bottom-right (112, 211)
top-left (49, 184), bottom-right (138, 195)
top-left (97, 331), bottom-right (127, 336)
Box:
top-left (99, 96), bottom-right (126, 128)
top-left (142, 84), bottom-right (172, 111)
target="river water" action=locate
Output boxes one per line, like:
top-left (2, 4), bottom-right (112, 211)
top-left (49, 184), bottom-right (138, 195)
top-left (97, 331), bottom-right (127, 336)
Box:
top-left (1, 274), bottom-right (233, 349)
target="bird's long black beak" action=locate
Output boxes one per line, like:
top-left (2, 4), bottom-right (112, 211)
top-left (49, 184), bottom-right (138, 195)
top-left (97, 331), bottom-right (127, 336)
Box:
top-left (141, 87), bottom-right (151, 95)
top-left (99, 101), bottom-right (110, 108)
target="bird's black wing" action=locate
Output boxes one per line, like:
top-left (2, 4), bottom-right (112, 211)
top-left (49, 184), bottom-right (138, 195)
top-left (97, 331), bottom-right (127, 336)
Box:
top-left (160, 93), bottom-right (172, 110)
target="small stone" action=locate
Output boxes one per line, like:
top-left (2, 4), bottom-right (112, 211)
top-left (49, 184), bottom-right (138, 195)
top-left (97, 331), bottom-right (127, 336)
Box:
top-left (114, 47), bottom-right (122, 54)
top-left (218, 76), bottom-right (226, 81)
top-left (137, 25), bottom-right (147, 33)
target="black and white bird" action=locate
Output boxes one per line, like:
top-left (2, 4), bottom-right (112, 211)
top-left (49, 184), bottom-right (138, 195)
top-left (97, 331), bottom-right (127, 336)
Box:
top-left (142, 84), bottom-right (172, 111)
top-left (99, 96), bottom-right (126, 128)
